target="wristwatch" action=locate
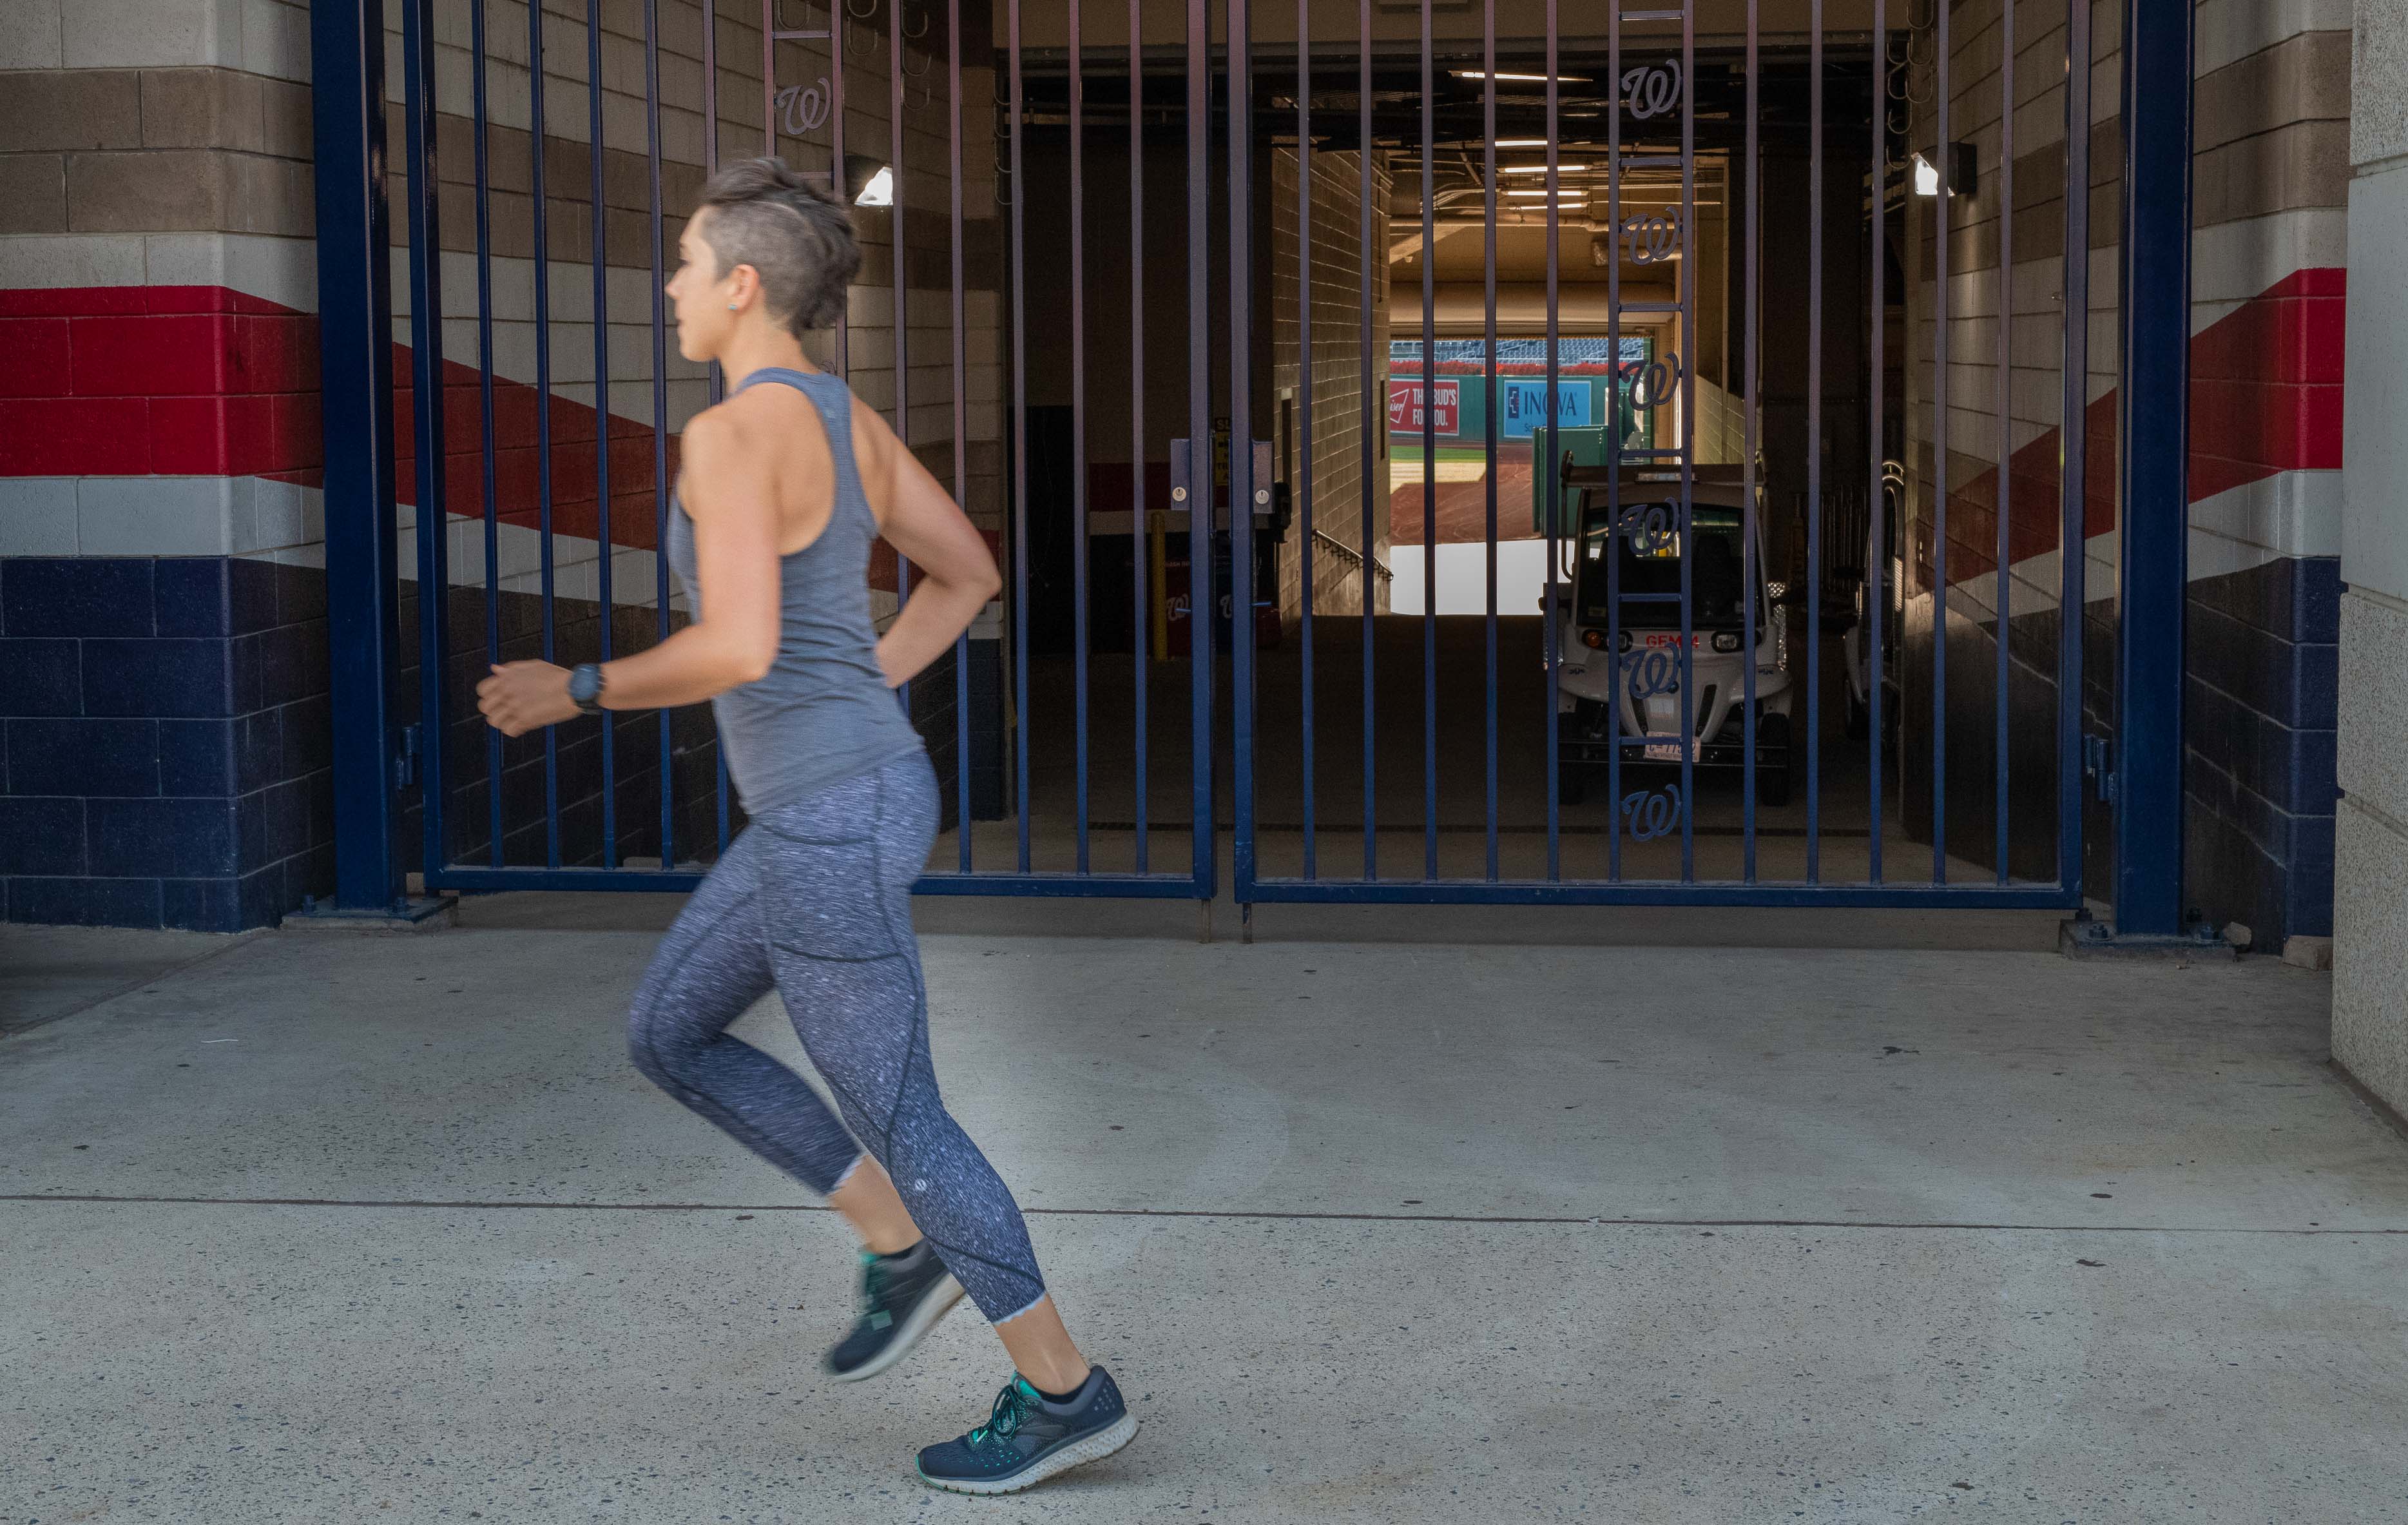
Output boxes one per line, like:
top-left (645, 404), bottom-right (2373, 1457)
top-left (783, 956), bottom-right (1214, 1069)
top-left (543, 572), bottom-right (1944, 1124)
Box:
top-left (568, 662), bottom-right (607, 715)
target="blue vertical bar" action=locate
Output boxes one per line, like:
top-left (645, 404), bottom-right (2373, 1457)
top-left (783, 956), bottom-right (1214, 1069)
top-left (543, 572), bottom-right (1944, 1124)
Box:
top-left (1009, 0), bottom-right (1032, 873)
top-left (1229, 0), bottom-right (1258, 902)
top-left (1418, 0), bottom-right (1437, 882)
top-left (310, 0), bottom-right (405, 913)
top-left (530, 0), bottom-right (561, 869)
top-left (1994, 0), bottom-right (2016, 884)
top-left (588, 0), bottom-right (617, 868)
top-left (955, 0), bottom-right (976, 873)
top-left (1296, 0), bottom-right (1316, 880)
top-left (1541, 0), bottom-right (1561, 883)
top-left (1603, 5), bottom-right (1622, 883)
top-left (1185, 0), bottom-right (1216, 902)
top-left (1677, 0), bottom-right (1697, 882)
top-left (830, 0), bottom-right (850, 376)
top-left (1357, 0), bottom-right (1376, 883)
top-left (403, 0), bottom-right (450, 889)
top-left (1864, 0), bottom-right (1882, 884)
top-left (2114, 0), bottom-right (2193, 934)
top-left (472, 0), bottom-right (504, 868)
top-left (703, 0), bottom-right (731, 860)
top-left (646, 0), bottom-right (673, 872)
top-left (2056, 0), bottom-right (2091, 897)
top-left (891, 0), bottom-right (913, 723)
top-left (1071, 0), bottom-right (1091, 873)
top-left (1128, 0), bottom-right (1148, 873)
top-left (1804, 0), bottom-right (1822, 882)
top-left (1742, 0), bottom-right (1760, 883)
top-left (1930, 0), bottom-right (1950, 884)
top-left (1479, 0), bottom-right (1498, 884)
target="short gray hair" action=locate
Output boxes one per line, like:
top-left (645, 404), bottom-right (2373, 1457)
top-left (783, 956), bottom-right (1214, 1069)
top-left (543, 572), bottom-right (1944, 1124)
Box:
top-left (693, 157), bottom-right (860, 335)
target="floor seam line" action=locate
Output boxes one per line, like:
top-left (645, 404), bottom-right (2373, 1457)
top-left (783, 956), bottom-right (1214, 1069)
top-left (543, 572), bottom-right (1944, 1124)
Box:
top-left (0, 931), bottom-right (266, 1043)
top-left (1, 1194), bottom-right (2400, 1234)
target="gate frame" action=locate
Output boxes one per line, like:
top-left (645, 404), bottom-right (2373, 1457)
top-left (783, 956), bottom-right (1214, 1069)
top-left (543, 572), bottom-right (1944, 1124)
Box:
top-left (313, 0), bottom-right (2187, 920)
top-left (1219, 0), bottom-right (2173, 913)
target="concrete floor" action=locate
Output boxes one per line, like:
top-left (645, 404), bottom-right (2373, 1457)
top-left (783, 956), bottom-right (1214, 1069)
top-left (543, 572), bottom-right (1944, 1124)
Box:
top-left (5, 911), bottom-right (2406, 1523)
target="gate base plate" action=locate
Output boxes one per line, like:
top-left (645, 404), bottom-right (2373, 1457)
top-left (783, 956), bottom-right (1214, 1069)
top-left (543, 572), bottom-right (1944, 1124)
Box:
top-left (284, 895), bottom-right (459, 934)
top-left (2058, 917), bottom-right (2237, 960)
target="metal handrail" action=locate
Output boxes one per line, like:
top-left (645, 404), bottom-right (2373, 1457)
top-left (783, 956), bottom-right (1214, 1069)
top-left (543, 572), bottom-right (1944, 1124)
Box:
top-left (1313, 526), bottom-right (1394, 584)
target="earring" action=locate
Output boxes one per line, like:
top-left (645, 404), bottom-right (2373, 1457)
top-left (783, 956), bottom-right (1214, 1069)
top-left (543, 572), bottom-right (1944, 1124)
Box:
top-left (727, 302), bottom-right (738, 311)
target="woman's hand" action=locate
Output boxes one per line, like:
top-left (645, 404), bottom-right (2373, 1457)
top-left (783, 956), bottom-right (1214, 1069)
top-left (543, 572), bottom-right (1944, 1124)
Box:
top-left (477, 661), bottom-right (580, 736)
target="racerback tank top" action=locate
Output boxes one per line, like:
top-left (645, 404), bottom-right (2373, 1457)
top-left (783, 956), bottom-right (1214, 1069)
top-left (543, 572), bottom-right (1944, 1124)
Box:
top-left (664, 367), bottom-right (925, 815)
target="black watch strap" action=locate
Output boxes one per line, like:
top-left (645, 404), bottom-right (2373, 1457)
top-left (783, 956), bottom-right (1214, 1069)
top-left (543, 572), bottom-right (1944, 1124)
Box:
top-left (568, 663), bottom-right (606, 715)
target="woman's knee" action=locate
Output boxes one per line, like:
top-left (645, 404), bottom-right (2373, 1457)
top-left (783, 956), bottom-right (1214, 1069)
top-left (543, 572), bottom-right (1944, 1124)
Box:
top-left (625, 985), bottom-right (689, 1084)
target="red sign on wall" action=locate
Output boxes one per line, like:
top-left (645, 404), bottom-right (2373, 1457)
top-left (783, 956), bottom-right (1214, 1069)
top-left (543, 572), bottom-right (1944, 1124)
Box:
top-left (1386, 378), bottom-right (1459, 434)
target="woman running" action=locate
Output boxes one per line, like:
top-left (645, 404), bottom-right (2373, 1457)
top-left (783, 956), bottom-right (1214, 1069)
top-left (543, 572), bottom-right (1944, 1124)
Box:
top-left (476, 157), bottom-right (1134, 1495)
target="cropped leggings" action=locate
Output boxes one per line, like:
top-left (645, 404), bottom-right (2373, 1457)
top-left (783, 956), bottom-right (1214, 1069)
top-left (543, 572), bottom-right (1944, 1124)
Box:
top-left (626, 754), bottom-right (1048, 1323)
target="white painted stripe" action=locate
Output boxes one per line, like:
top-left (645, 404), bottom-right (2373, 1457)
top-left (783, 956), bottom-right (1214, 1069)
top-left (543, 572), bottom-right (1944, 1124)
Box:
top-left (2191, 208), bottom-right (2347, 327)
top-left (0, 474), bottom-right (322, 558)
top-left (2195, 0), bottom-right (2350, 77)
top-left (2190, 468), bottom-right (2342, 561)
top-left (1929, 468), bottom-right (2337, 631)
top-left (0, 232), bottom-right (316, 312)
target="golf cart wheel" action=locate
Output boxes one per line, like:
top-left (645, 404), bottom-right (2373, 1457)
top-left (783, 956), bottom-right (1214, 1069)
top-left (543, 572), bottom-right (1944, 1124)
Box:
top-left (1756, 764), bottom-right (1792, 808)
top-left (1845, 688), bottom-right (1871, 741)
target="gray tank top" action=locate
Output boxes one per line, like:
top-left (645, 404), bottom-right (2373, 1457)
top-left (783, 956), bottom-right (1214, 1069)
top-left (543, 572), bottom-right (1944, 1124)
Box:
top-left (666, 366), bottom-right (924, 815)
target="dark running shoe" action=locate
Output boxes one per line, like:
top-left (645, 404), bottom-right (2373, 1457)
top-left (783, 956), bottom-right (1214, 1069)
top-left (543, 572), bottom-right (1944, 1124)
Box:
top-left (823, 1241), bottom-right (965, 1383)
top-left (914, 1368), bottom-right (1139, 1495)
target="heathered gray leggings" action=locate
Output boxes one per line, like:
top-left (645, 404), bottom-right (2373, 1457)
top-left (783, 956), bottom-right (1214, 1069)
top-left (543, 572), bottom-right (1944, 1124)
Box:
top-left (626, 754), bottom-right (1048, 1323)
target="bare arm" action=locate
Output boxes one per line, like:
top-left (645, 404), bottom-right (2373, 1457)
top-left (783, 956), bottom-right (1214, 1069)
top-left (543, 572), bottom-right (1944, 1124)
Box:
top-left (476, 409), bottom-right (780, 735)
top-left (858, 395), bottom-right (1002, 687)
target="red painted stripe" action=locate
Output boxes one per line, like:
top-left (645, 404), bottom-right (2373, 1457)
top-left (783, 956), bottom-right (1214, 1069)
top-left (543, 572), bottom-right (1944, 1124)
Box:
top-left (1903, 269), bottom-right (2346, 596)
top-left (9, 269), bottom-right (2339, 606)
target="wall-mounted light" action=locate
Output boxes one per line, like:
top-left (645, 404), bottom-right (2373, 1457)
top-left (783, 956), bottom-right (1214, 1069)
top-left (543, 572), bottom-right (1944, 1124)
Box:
top-left (1911, 143), bottom-right (1978, 198)
top-left (843, 153), bottom-right (892, 207)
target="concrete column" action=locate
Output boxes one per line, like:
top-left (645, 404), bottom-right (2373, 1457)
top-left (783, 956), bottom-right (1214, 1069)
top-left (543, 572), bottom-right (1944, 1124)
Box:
top-left (2334, 3), bottom-right (2408, 1112)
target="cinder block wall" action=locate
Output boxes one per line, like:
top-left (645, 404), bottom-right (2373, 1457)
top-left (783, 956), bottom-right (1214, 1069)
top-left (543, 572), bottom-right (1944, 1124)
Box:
top-left (1893, 0), bottom-right (2347, 945)
top-left (0, 0), bottom-right (338, 929)
top-left (2334, 0), bottom-right (2408, 1117)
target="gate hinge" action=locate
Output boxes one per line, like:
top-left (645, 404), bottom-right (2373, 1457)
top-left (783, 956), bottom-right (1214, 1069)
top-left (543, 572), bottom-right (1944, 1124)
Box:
top-left (396, 723), bottom-right (422, 790)
top-left (2082, 733), bottom-right (2115, 803)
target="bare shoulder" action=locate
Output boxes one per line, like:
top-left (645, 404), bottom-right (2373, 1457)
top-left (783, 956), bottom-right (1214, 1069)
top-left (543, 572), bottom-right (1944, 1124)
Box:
top-left (846, 391), bottom-right (896, 465)
top-left (679, 402), bottom-right (743, 463)
top-left (674, 402), bottom-right (771, 513)
top-left (845, 391), bottom-right (900, 508)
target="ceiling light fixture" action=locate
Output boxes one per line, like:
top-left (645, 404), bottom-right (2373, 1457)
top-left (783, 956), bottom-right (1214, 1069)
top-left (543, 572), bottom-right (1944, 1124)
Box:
top-left (1454, 70), bottom-right (1590, 83)
top-left (1501, 163), bottom-right (1588, 174)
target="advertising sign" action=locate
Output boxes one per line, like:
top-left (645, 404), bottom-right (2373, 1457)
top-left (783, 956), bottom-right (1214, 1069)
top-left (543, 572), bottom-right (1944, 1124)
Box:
top-left (1500, 378), bottom-right (1595, 437)
top-left (1386, 378), bottom-right (1459, 434)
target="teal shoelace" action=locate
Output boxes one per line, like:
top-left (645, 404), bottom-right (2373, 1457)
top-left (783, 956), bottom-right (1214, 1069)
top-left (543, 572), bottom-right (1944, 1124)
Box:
top-left (968, 1378), bottom-right (1040, 1450)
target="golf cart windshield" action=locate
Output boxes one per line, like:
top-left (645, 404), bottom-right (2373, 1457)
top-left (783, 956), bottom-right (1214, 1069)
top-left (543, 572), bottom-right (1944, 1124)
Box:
top-left (1574, 498), bottom-right (1757, 630)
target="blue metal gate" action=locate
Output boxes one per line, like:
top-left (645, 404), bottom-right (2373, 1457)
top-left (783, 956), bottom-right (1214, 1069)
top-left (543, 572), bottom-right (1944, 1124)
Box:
top-left (320, 0), bottom-right (2184, 918)
top-left (383, 0), bottom-right (1224, 902)
top-left (1222, 0), bottom-right (2113, 911)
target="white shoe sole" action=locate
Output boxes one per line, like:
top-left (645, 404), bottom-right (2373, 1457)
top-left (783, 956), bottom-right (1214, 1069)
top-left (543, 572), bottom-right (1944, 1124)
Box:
top-left (827, 1272), bottom-right (965, 1383)
top-left (916, 1412), bottom-right (1140, 1495)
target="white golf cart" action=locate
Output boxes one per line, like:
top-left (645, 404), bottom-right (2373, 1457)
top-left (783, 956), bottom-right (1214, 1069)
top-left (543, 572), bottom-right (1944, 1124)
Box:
top-left (1546, 462), bottom-right (1797, 806)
